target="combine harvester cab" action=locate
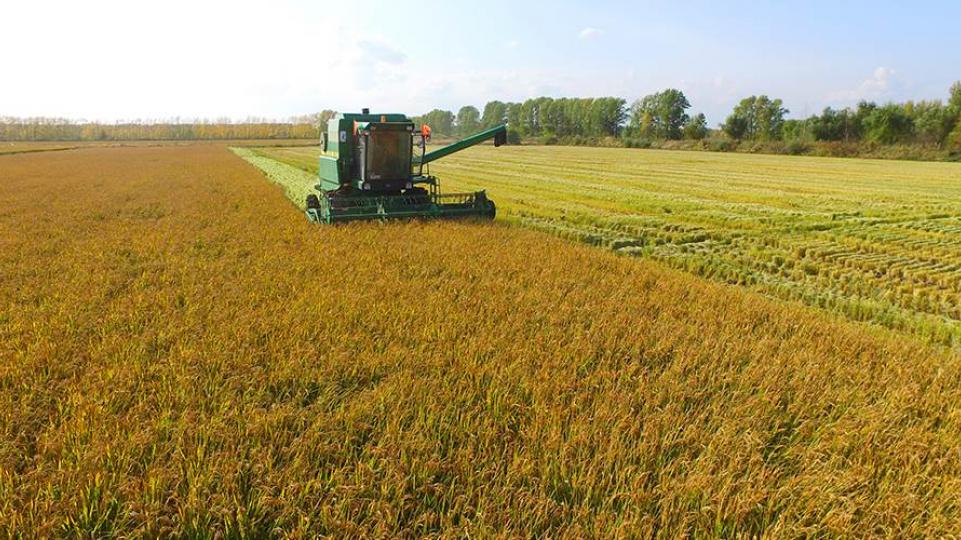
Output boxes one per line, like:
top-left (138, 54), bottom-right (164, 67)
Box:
top-left (305, 109), bottom-right (507, 224)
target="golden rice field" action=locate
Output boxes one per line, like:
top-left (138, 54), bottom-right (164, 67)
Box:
top-left (3, 144), bottom-right (961, 536)
top-left (253, 144), bottom-right (961, 347)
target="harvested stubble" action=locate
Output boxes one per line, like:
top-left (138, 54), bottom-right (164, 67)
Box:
top-left (1, 145), bottom-right (960, 537)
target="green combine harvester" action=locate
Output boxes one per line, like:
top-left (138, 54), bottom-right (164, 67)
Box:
top-left (305, 108), bottom-right (507, 223)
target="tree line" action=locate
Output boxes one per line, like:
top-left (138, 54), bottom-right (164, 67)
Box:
top-left (413, 81), bottom-right (961, 151)
top-left (412, 97), bottom-right (628, 143)
top-left (782, 93), bottom-right (961, 146)
top-left (0, 116), bottom-right (320, 141)
top-left (4, 82), bottom-right (960, 153)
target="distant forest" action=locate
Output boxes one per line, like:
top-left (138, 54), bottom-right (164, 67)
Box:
top-left (414, 81), bottom-right (961, 158)
top-left (4, 82), bottom-right (960, 160)
top-left (0, 116), bottom-right (319, 142)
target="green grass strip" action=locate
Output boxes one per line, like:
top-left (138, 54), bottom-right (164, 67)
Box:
top-left (230, 147), bottom-right (316, 210)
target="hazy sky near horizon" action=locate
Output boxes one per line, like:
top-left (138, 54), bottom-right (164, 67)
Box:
top-left (4, 0), bottom-right (959, 123)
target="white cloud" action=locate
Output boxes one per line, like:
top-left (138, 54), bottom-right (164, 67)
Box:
top-left (506, 40), bottom-right (520, 49)
top-left (356, 39), bottom-right (407, 65)
top-left (578, 27), bottom-right (603, 40)
top-left (828, 66), bottom-right (900, 103)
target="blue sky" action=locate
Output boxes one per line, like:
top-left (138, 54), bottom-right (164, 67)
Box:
top-left (3, 0), bottom-right (959, 123)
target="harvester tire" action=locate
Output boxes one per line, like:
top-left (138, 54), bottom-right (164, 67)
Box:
top-left (406, 187), bottom-right (431, 205)
top-left (486, 200), bottom-right (496, 220)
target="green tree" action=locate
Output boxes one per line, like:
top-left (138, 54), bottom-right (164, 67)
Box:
top-left (947, 81), bottom-right (961, 147)
top-left (781, 119), bottom-right (812, 141)
top-left (505, 103), bottom-right (524, 136)
top-left (724, 96), bottom-right (789, 141)
top-left (630, 89), bottom-right (690, 139)
top-left (456, 106), bottom-right (481, 136)
top-left (912, 101), bottom-right (956, 145)
top-left (534, 97), bottom-right (554, 136)
top-left (722, 114), bottom-right (749, 140)
top-left (810, 107), bottom-right (858, 142)
top-left (863, 104), bottom-right (914, 144)
top-left (419, 109), bottom-right (455, 136)
top-left (853, 101), bottom-right (877, 139)
top-left (683, 113), bottom-right (708, 140)
top-left (949, 81), bottom-right (961, 110)
top-left (564, 98), bottom-right (586, 136)
top-left (949, 121), bottom-right (961, 151)
top-left (518, 100), bottom-right (539, 136)
top-left (632, 110), bottom-right (655, 139)
top-left (592, 97), bottom-right (627, 137)
top-left (480, 101), bottom-right (508, 129)
top-left (545, 98), bottom-right (570, 136)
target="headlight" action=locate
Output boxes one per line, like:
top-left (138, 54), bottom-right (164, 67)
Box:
top-left (363, 183), bottom-right (371, 190)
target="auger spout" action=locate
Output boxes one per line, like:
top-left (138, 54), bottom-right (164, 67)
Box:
top-left (415, 124), bottom-right (508, 165)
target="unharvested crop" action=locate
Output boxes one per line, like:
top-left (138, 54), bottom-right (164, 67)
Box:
top-left (256, 144), bottom-right (961, 346)
top-left (2, 145), bottom-right (961, 537)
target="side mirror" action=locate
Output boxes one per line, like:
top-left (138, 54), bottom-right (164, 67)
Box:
top-left (321, 132), bottom-right (329, 152)
top-left (494, 129), bottom-right (507, 147)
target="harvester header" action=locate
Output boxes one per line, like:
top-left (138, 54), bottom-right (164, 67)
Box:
top-left (305, 109), bottom-right (508, 224)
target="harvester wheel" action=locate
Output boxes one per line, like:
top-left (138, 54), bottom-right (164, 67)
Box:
top-left (306, 194), bottom-right (321, 209)
top-left (486, 199), bottom-right (496, 220)
top-left (405, 187), bottom-right (431, 205)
